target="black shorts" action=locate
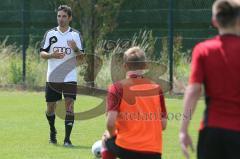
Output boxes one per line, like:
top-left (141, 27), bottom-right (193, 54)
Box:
top-left (197, 127), bottom-right (240, 159)
top-left (45, 82), bottom-right (77, 102)
top-left (105, 137), bottom-right (161, 159)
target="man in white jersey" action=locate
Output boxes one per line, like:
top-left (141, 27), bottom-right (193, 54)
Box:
top-left (40, 5), bottom-right (83, 147)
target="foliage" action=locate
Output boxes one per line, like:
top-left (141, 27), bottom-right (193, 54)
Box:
top-left (0, 31), bottom-right (191, 90)
top-left (0, 37), bottom-right (47, 87)
top-left (160, 36), bottom-right (191, 80)
top-left (95, 30), bottom-right (157, 88)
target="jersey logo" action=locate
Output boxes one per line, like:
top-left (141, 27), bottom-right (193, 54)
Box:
top-left (49, 36), bottom-right (58, 44)
top-left (53, 47), bottom-right (72, 55)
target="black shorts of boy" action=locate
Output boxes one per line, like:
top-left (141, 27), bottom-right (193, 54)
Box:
top-left (104, 137), bottom-right (162, 159)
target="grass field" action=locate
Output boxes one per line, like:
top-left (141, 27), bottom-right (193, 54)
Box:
top-left (0, 91), bottom-right (204, 159)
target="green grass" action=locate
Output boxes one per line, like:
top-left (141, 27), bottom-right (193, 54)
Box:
top-left (0, 91), bottom-right (204, 159)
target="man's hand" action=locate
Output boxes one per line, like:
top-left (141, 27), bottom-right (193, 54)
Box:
top-left (179, 131), bottom-right (195, 159)
top-left (102, 130), bottom-right (111, 142)
top-left (67, 40), bottom-right (78, 52)
top-left (40, 50), bottom-right (65, 59)
top-left (67, 40), bottom-right (84, 55)
top-left (51, 50), bottom-right (65, 59)
top-left (107, 111), bottom-right (118, 137)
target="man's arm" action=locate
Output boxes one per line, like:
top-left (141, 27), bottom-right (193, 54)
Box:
top-left (67, 34), bottom-right (84, 56)
top-left (40, 51), bottom-right (53, 59)
top-left (73, 47), bottom-right (84, 55)
top-left (160, 90), bottom-right (167, 130)
top-left (67, 40), bottom-right (84, 55)
top-left (106, 111), bottom-right (118, 137)
top-left (105, 83), bottom-right (122, 137)
top-left (179, 84), bottom-right (201, 159)
top-left (40, 50), bottom-right (65, 60)
top-left (180, 84), bottom-right (201, 132)
top-left (162, 118), bottom-right (167, 130)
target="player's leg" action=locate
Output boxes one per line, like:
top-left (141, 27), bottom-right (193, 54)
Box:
top-left (63, 82), bottom-right (77, 146)
top-left (63, 97), bottom-right (75, 146)
top-left (45, 82), bottom-right (62, 144)
top-left (46, 102), bottom-right (57, 144)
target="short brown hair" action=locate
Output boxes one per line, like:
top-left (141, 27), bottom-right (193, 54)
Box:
top-left (213, 0), bottom-right (240, 28)
top-left (57, 5), bottom-right (72, 17)
top-left (123, 46), bottom-right (146, 70)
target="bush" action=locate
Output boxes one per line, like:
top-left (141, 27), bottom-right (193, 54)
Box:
top-left (0, 37), bottom-right (47, 87)
top-left (160, 36), bottom-right (191, 77)
top-left (25, 40), bottom-right (47, 87)
top-left (0, 37), bottom-right (22, 85)
top-left (9, 59), bottom-right (22, 84)
top-left (160, 36), bottom-right (191, 93)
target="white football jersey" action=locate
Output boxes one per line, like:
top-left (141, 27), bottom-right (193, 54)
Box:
top-left (40, 27), bottom-right (83, 83)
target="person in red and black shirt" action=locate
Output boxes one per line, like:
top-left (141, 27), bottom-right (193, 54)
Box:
top-left (180, 0), bottom-right (240, 159)
top-left (101, 47), bottom-right (167, 159)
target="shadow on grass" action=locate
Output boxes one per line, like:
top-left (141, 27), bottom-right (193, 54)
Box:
top-left (50, 143), bottom-right (91, 149)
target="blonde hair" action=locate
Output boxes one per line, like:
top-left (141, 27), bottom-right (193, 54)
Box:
top-left (123, 46), bottom-right (146, 70)
top-left (212, 0), bottom-right (240, 28)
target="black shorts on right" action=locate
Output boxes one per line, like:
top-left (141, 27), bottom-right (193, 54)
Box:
top-left (197, 127), bottom-right (240, 159)
top-left (105, 137), bottom-right (161, 159)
